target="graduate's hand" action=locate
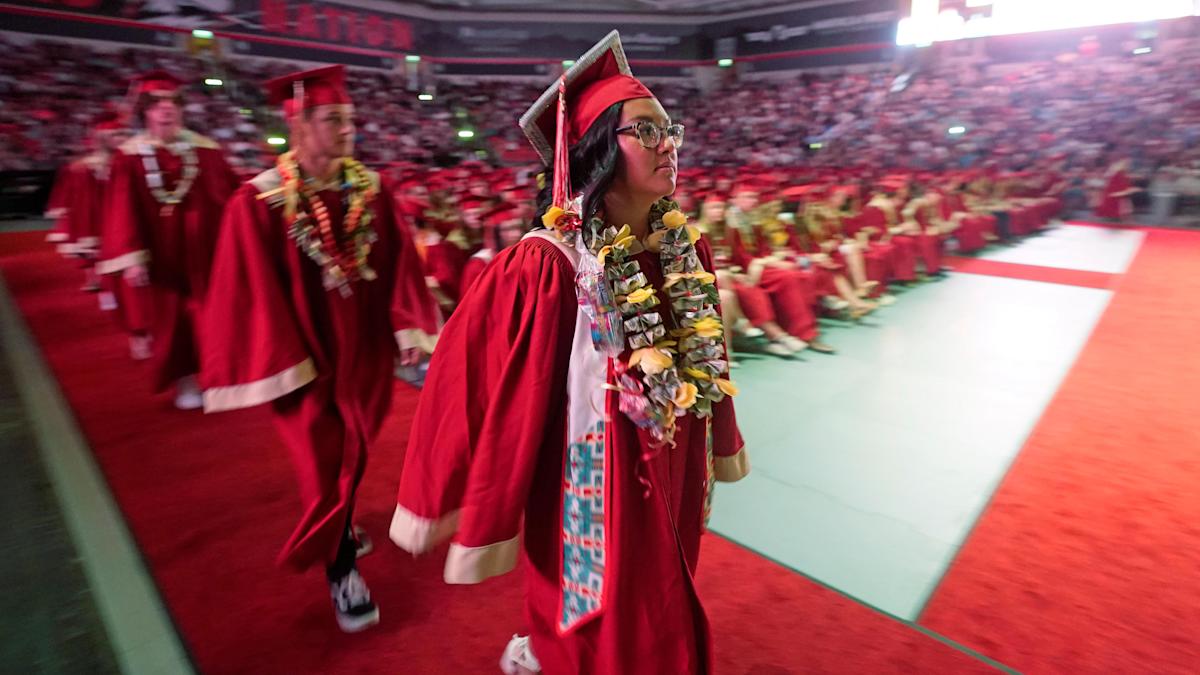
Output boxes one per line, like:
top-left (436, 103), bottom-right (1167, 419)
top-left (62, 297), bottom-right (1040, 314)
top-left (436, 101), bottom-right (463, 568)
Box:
top-left (124, 264), bottom-right (150, 287)
top-left (399, 347), bottom-right (423, 367)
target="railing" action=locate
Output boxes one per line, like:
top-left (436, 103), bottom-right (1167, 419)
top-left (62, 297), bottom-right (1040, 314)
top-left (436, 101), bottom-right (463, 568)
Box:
top-left (0, 171), bottom-right (55, 220)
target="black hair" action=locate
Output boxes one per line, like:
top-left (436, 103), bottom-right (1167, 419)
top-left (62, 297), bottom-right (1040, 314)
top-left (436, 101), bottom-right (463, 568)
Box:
top-left (531, 102), bottom-right (625, 237)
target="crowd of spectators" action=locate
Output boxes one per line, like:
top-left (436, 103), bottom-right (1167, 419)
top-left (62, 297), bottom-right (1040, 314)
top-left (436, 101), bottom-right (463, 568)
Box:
top-left (2, 33), bottom-right (1199, 215)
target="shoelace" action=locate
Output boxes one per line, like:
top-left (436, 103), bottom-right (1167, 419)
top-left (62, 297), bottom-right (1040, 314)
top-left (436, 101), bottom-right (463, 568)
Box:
top-left (333, 571), bottom-right (371, 611)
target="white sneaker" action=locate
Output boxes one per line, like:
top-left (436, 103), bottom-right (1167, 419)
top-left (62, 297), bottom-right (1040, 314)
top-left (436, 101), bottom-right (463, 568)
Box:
top-left (129, 335), bottom-right (152, 361)
top-left (330, 569), bottom-right (380, 633)
top-left (98, 291), bottom-right (118, 312)
top-left (174, 376), bottom-right (203, 411)
top-left (822, 296), bottom-right (851, 311)
top-left (780, 335), bottom-right (809, 353)
top-left (500, 635), bottom-right (541, 674)
top-left (765, 341), bottom-right (793, 357)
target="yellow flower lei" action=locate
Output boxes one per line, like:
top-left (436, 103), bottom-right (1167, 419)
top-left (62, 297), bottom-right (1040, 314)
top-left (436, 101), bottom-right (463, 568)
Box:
top-left (585, 198), bottom-right (737, 444)
top-left (274, 151), bottom-right (378, 296)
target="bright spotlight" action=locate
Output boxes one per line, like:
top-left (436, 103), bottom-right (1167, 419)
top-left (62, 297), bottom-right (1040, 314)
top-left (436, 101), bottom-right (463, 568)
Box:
top-left (898, 0), bottom-right (1197, 46)
top-left (717, 58), bottom-right (734, 67)
top-left (1133, 47), bottom-right (1153, 55)
top-left (457, 130), bottom-right (476, 139)
top-left (562, 60), bottom-right (576, 68)
top-left (418, 94), bottom-right (434, 101)
top-left (266, 136), bottom-right (287, 146)
top-left (405, 55), bottom-right (421, 63)
top-left (203, 78), bottom-right (223, 86)
top-left (948, 126), bottom-right (967, 135)
top-left (192, 29), bottom-right (214, 39)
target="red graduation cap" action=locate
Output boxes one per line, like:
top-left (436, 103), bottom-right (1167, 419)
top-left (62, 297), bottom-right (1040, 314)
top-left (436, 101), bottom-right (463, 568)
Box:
top-left (781, 184), bottom-right (828, 201)
top-left (134, 70), bottom-right (184, 96)
top-left (265, 65), bottom-right (351, 115)
top-left (731, 177), bottom-right (766, 196)
top-left (92, 110), bottom-right (124, 132)
top-left (484, 204), bottom-right (521, 227)
top-left (519, 31), bottom-right (654, 211)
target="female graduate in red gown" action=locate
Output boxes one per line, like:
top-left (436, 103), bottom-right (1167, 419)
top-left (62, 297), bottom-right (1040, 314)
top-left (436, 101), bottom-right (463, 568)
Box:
top-left (391, 32), bottom-right (748, 674)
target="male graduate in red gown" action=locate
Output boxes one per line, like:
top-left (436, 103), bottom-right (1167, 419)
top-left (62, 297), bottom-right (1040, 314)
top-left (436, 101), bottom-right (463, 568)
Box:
top-left (47, 113), bottom-right (127, 294)
top-left (97, 71), bottom-right (240, 409)
top-left (199, 65), bottom-right (440, 633)
top-left (48, 112), bottom-right (154, 357)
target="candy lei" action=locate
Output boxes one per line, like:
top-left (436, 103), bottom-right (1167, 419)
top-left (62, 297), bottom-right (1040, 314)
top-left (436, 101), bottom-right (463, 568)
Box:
top-left (276, 150), bottom-right (378, 297)
top-left (137, 132), bottom-right (199, 217)
top-left (543, 198), bottom-right (739, 445)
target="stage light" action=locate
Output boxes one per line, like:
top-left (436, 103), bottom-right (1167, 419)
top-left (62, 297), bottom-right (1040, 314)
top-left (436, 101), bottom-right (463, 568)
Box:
top-left (267, 136), bottom-right (287, 146)
top-left (810, 142), bottom-right (824, 149)
top-left (418, 93), bottom-right (434, 101)
top-left (457, 130), bottom-right (476, 139)
top-left (192, 29), bottom-right (214, 39)
top-left (717, 58), bottom-right (734, 67)
top-left (239, 108), bottom-right (252, 115)
top-left (948, 126), bottom-right (967, 135)
top-left (1134, 47), bottom-right (1153, 55)
top-left (204, 78), bottom-right (223, 87)
top-left (406, 55), bottom-right (421, 63)
top-left (897, 0), bottom-right (1196, 46)
top-left (562, 60), bottom-right (576, 68)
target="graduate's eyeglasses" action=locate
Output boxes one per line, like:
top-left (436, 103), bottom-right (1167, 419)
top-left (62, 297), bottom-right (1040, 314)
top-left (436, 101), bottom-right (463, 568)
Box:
top-left (615, 120), bottom-right (685, 149)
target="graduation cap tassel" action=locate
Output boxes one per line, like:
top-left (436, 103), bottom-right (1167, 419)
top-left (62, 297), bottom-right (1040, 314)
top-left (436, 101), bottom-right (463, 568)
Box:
top-left (551, 76), bottom-right (572, 211)
top-left (293, 80), bottom-right (305, 120)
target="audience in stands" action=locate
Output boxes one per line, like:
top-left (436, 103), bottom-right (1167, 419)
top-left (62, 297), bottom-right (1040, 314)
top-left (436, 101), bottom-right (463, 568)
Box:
top-left (7, 34), bottom-right (1200, 362)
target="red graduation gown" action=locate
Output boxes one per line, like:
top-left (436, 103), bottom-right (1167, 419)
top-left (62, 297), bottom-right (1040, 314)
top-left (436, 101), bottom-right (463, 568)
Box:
top-left (98, 132), bottom-right (240, 392)
top-left (421, 237), bottom-right (469, 306)
top-left (1096, 169), bottom-right (1132, 220)
top-left (200, 169), bottom-right (441, 571)
top-left (459, 248), bottom-right (493, 299)
top-left (44, 160), bottom-right (97, 257)
top-left (392, 235), bottom-right (749, 674)
top-left (44, 163), bottom-right (74, 247)
top-left (49, 157), bottom-right (152, 333)
top-left (862, 203), bottom-right (920, 282)
top-left (726, 227), bottom-right (820, 341)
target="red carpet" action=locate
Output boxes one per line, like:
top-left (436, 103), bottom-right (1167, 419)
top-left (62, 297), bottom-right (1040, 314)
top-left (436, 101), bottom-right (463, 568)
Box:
top-left (921, 229), bottom-right (1200, 673)
top-left (944, 255), bottom-right (1117, 289)
top-left (0, 230), bottom-right (991, 674)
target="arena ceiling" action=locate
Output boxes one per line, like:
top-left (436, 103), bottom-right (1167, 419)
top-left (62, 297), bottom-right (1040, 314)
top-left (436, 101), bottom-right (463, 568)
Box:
top-left (408, 0), bottom-right (811, 15)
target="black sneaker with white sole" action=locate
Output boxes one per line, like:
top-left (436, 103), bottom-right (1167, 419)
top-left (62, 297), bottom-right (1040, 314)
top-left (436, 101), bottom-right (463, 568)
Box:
top-left (330, 569), bottom-right (380, 633)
